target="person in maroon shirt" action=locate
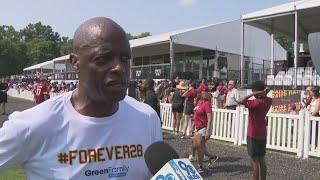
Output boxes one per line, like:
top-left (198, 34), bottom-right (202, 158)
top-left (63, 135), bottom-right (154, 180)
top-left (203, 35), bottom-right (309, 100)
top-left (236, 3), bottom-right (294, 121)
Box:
top-left (197, 79), bottom-right (208, 93)
top-left (192, 91), bottom-right (218, 173)
top-left (238, 81), bottom-right (272, 180)
top-left (182, 83), bottom-right (197, 138)
top-left (34, 78), bottom-right (49, 104)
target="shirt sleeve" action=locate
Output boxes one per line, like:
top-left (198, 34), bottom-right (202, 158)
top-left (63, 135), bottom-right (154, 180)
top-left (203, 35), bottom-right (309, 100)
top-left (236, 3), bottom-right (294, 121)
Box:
top-left (149, 111), bottom-right (163, 143)
top-left (0, 114), bottom-right (31, 173)
top-left (245, 99), bottom-right (261, 109)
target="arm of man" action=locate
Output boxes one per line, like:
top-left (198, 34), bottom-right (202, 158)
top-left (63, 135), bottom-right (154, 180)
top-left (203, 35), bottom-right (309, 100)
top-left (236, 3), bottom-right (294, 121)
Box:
top-left (0, 115), bottom-right (30, 173)
top-left (237, 90), bottom-right (266, 105)
top-left (182, 89), bottom-right (191, 97)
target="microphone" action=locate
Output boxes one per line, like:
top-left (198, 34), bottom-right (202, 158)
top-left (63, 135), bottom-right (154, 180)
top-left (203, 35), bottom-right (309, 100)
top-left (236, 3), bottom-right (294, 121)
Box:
top-left (308, 32), bottom-right (320, 74)
top-left (144, 141), bottom-right (203, 180)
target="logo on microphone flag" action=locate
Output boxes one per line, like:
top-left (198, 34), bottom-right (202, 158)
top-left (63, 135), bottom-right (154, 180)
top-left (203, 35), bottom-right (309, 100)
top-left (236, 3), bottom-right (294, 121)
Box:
top-left (151, 158), bottom-right (203, 180)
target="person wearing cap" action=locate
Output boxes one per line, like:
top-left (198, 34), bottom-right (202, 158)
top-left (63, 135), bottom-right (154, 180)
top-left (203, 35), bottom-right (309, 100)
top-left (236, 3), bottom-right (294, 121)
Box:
top-left (171, 81), bottom-right (187, 135)
top-left (225, 80), bottom-right (239, 110)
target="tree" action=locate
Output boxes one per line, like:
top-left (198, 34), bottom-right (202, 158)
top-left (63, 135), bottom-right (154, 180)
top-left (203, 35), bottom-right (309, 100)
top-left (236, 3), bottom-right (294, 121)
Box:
top-left (26, 39), bottom-right (56, 65)
top-left (20, 22), bottom-right (61, 64)
top-left (0, 25), bottom-right (20, 41)
top-left (127, 32), bottom-right (151, 40)
top-left (0, 21), bottom-right (152, 75)
top-left (0, 40), bottom-right (27, 76)
top-left (59, 37), bottom-right (73, 55)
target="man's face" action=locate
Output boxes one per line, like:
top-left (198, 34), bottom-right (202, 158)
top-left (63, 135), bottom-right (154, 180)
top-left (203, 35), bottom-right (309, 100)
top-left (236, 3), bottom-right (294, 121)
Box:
top-left (76, 29), bottom-right (131, 103)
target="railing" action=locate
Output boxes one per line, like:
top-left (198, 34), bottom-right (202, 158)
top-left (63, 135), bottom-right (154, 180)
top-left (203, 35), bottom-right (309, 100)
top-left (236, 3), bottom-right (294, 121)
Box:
top-left (239, 110), bottom-right (304, 156)
top-left (161, 103), bottom-right (174, 131)
top-left (7, 88), bottom-right (34, 101)
top-left (211, 108), bottom-right (238, 144)
top-left (160, 103), bottom-right (320, 159)
top-left (303, 113), bottom-right (320, 158)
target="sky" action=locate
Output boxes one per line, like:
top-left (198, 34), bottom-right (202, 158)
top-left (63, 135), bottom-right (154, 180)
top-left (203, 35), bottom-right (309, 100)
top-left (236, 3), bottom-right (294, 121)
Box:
top-left (0, 0), bottom-right (294, 38)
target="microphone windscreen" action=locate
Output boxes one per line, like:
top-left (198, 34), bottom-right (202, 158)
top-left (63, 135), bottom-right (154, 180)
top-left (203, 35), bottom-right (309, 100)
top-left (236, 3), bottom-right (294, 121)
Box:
top-left (144, 141), bottom-right (179, 175)
top-left (308, 32), bottom-right (320, 74)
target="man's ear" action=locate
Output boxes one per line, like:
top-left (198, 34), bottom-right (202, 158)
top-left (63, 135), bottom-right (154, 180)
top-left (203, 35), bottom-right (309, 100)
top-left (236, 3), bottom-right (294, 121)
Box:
top-left (69, 53), bottom-right (80, 72)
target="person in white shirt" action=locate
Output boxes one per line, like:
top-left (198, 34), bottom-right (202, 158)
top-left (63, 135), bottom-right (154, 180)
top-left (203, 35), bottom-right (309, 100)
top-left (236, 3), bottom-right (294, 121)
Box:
top-left (0, 17), bottom-right (162, 180)
top-left (225, 80), bottom-right (239, 110)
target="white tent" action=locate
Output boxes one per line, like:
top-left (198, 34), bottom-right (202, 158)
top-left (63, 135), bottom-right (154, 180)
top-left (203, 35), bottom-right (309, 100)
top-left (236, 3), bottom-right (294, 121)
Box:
top-left (243, 0), bottom-right (320, 40)
top-left (23, 60), bottom-right (53, 71)
top-left (241, 0), bottom-right (320, 87)
top-left (23, 55), bottom-right (70, 72)
top-left (130, 20), bottom-right (287, 79)
top-left (130, 20), bottom-right (286, 60)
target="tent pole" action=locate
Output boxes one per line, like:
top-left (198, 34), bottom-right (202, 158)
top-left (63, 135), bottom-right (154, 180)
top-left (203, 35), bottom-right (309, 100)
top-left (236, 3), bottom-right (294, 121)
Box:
top-left (240, 19), bottom-right (244, 88)
top-left (130, 57), bottom-right (133, 79)
top-left (199, 50), bottom-right (203, 80)
top-left (65, 59), bottom-right (67, 81)
top-left (271, 19), bottom-right (274, 76)
top-left (53, 61), bottom-right (56, 80)
top-left (294, 9), bottom-right (298, 88)
top-left (170, 37), bottom-right (174, 79)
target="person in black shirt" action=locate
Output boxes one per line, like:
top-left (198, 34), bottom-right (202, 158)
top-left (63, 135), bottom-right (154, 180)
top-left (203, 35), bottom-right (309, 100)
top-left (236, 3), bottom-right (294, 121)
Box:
top-left (0, 79), bottom-right (9, 115)
top-left (143, 79), bottom-right (160, 119)
top-left (171, 81), bottom-right (187, 135)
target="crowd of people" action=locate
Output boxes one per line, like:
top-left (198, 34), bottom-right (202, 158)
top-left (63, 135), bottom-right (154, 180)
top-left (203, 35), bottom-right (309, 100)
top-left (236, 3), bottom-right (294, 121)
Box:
top-left (124, 76), bottom-right (242, 172)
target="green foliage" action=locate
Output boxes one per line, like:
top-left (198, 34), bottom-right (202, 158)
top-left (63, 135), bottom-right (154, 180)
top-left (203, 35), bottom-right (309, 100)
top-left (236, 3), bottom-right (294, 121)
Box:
top-left (0, 167), bottom-right (26, 180)
top-left (60, 37), bottom-right (73, 55)
top-left (26, 39), bottom-right (56, 64)
top-left (127, 32), bottom-right (151, 40)
top-left (0, 22), bottom-right (149, 76)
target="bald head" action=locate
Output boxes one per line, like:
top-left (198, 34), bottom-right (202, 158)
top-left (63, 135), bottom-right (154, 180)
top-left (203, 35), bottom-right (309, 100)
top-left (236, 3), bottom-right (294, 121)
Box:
top-left (73, 17), bottom-right (127, 53)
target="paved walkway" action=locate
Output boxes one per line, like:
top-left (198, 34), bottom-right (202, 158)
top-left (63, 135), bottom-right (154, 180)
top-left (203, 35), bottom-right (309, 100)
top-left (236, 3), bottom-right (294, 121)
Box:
top-left (1, 97), bottom-right (320, 180)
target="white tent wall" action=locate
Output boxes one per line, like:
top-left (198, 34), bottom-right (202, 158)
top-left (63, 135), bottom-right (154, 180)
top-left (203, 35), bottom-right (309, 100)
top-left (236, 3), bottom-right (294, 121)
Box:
top-left (243, 0), bottom-right (320, 35)
top-left (226, 53), bottom-right (241, 71)
top-left (131, 42), bottom-right (203, 58)
top-left (172, 20), bottom-right (286, 62)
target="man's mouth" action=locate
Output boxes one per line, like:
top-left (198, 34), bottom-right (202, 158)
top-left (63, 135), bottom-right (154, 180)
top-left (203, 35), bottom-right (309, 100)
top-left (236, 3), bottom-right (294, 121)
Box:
top-left (105, 80), bottom-right (126, 88)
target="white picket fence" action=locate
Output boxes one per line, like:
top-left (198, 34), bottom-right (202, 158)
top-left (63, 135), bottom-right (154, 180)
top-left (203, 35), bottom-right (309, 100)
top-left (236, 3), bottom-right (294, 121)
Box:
top-left (7, 88), bottom-right (62, 102)
top-left (160, 103), bottom-right (320, 159)
top-left (7, 88), bottom-right (34, 101)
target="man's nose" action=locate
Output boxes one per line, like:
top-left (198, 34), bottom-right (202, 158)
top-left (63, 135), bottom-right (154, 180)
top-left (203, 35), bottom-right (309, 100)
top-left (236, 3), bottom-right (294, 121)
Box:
top-left (110, 58), bottom-right (126, 73)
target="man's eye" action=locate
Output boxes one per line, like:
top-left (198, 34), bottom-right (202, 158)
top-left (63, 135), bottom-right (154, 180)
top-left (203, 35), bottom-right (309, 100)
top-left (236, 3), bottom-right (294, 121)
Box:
top-left (120, 56), bottom-right (130, 62)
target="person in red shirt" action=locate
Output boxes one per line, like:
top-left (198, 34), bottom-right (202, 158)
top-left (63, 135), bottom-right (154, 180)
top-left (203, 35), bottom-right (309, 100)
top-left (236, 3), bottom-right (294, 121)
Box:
top-left (197, 79), bottom-right (208, 93)
top-left (34, 78), bottom-right (49, 104)
top-left (192, 91), bottom-right (218, 173)
top-left (238, 80), bottom-right (272, 180)
top-left (182, 83), bottom-right (197, 138)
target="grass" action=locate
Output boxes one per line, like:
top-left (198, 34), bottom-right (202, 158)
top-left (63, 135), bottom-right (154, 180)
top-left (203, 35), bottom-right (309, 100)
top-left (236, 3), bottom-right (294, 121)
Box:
top-left (0, 168), bottom-right (26, 180)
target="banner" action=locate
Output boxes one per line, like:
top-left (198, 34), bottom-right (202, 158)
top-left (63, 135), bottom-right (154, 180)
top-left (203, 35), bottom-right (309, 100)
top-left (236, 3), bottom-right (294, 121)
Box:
top-left (155, 69), bottom-right (161, 76)
top-left (135, 70), bottom-right (141, 77)
top-left (271, 90), bottom-right (302, 113)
